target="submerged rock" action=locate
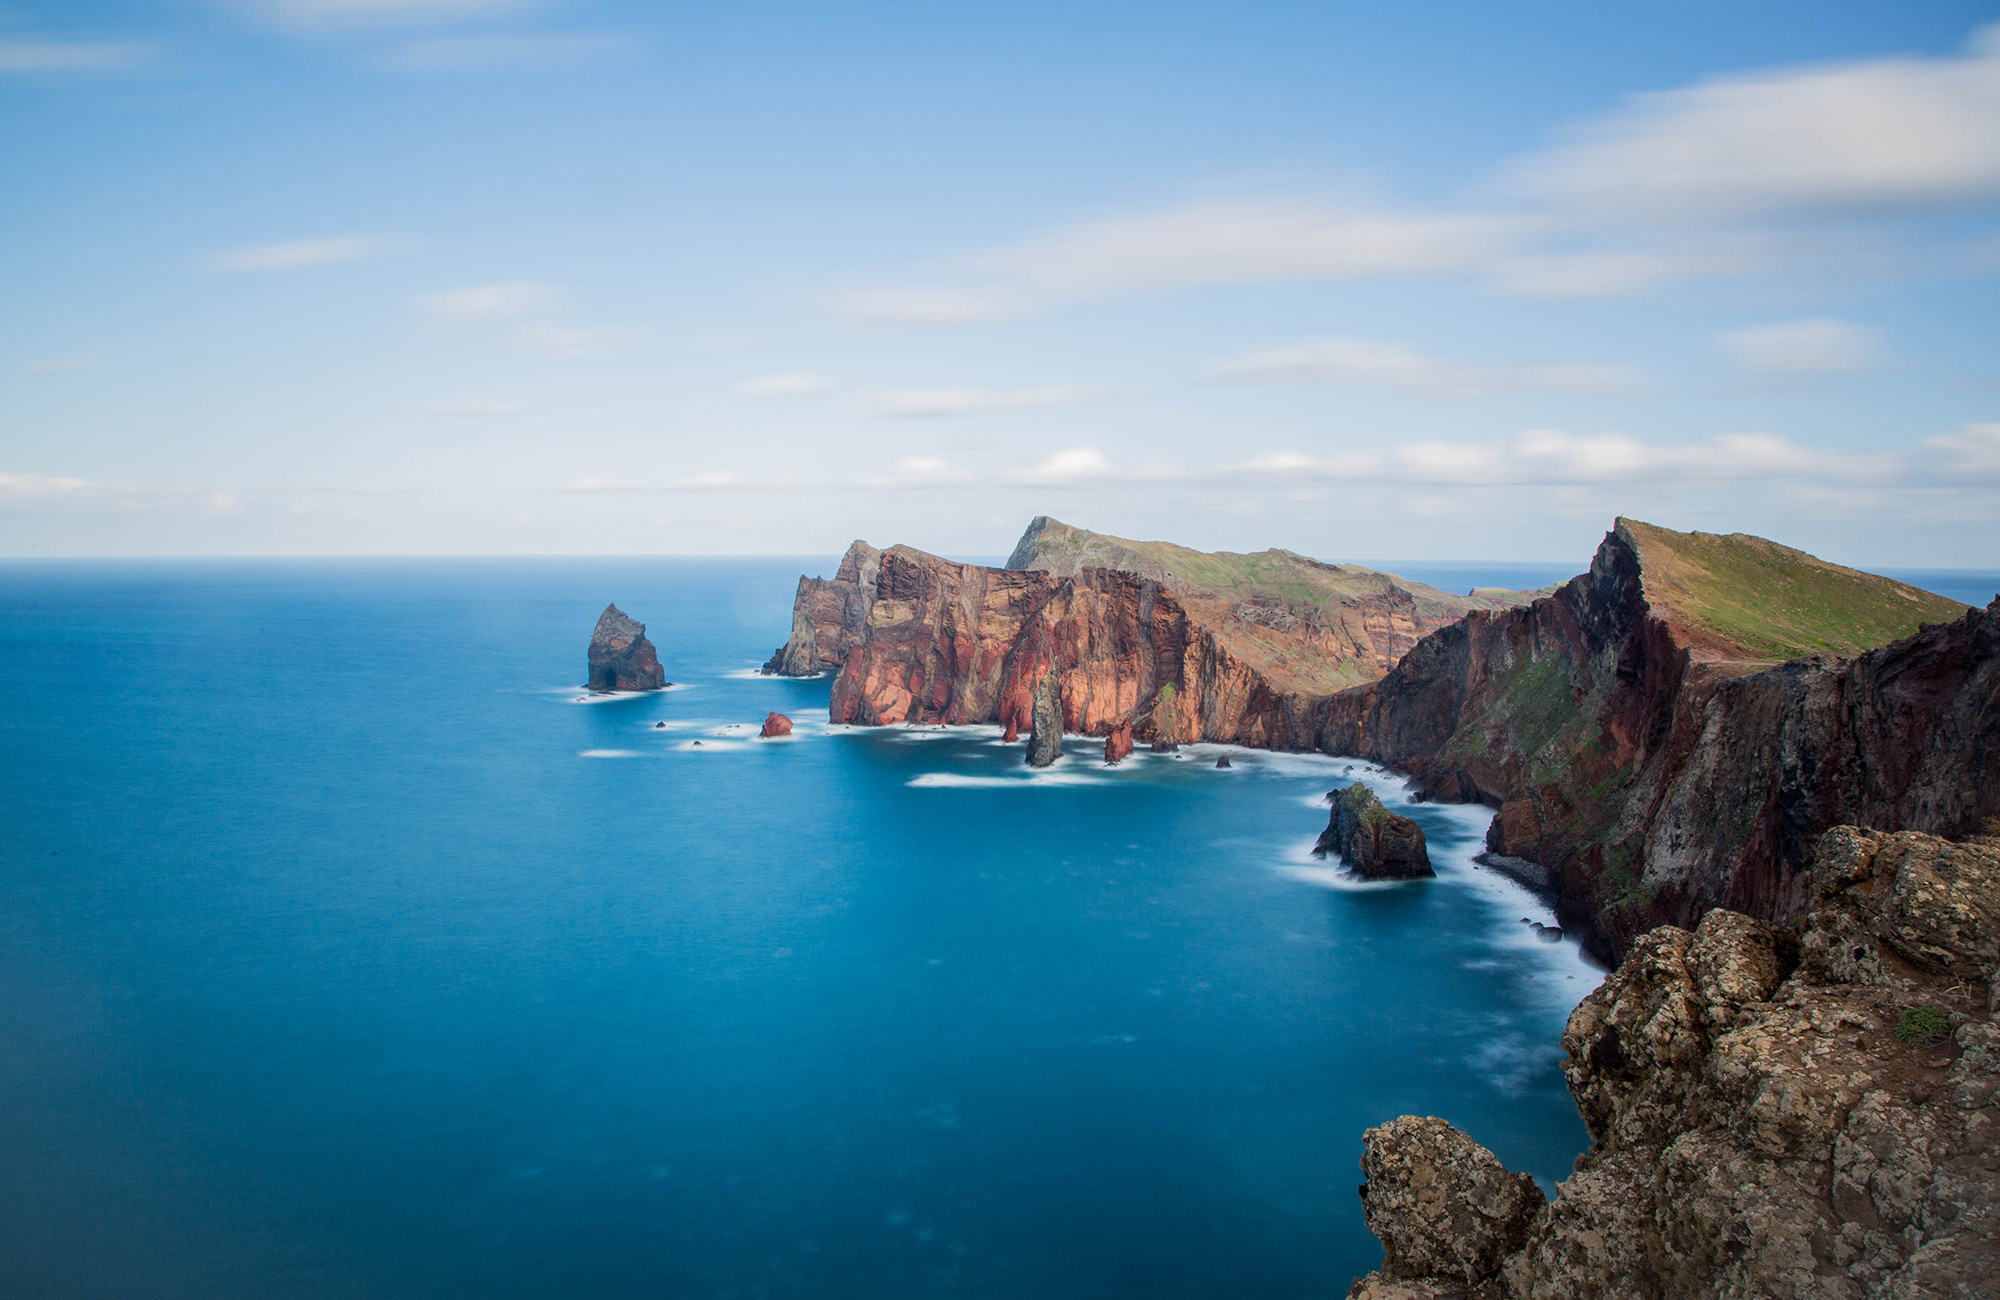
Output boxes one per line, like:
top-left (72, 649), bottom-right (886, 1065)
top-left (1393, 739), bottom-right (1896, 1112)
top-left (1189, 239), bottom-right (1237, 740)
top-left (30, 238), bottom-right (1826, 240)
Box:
top-left (1104, 721), bottom-right (1134, 765)
top-left (760, 712), bottom-right (792, 738)
top-left (1315, 784), bottom-right (1433, 879)
top-left (1346, 823), bottom-right (2000, 1300)
top-left (585, 604), bottom-right (665, 691)
top-left (1026, 675), bottom-right (1062, 768)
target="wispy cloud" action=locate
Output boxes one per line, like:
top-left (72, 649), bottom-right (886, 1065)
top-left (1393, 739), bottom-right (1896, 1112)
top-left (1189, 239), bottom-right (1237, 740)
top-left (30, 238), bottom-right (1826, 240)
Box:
top-left (870, 385), bottom-right (1101, 417)
top-left (0, 471), bottom-right (99, 498)
top-left (0, 38), bottom-right (153, 73)
top-left (858, 456), bottom-right (977, 487)
top-left (1002, 448), bottom-right (1122, 485)
top-left (1498, 24), bottom-right (2000, 222)
top-left (1216, 336), bottom-right (1646, 396)
top-left (739, 371), bottom-right (836, 398)
top-left (412, 280), bottom-right (555, 322)
top-left (217, 0), bottom-right (536, 29)
top-left (1715, 318), bottom-right (1884, 372)
top-left (1925, 422), bottom-right (2000, 477)
top-left (212, 235), bottom-right (394, 272)
top-left (17, 357), bottom-right (96, 377)
top-left (506, 322), bottom-right (624, 359)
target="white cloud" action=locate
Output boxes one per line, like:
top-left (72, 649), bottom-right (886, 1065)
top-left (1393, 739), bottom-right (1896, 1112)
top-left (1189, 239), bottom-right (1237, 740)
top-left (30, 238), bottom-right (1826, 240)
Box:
top-left (566, 476), bottom-right (647, 492)
top-left (1216, 336), bottom-right (1645, 396)
top-left (837, 200), bottom-right (1520, 322)
top-left (413, 281), bottom-right (556, 322)
top-left (860, 456), bottom-right (977, 487)
top-left (506, 321), bottom-right (622, 359)
top-left (1924, 422), bottom-right (2000, 476)
top-left (0, 472), bottom-right (97, 498)
top-left (420, 397), bottom-right (522, 415)
top-left (0, 39), bottom-right (152, 73)
top-left (211, 235), bottom-right (393, 272)
top-left (739, 371), bottom-right (836, 397)
top-left (1500, 25), bottom-right (2000, 221)
top-left (1716, 318), bottom-right (1884, 372)
top-left (871, 385), bottom-right (1100, 417)
top-left (1003, 448), bottom-right (1121, 485)
top-left (218, 0), bottom-right (534, 28)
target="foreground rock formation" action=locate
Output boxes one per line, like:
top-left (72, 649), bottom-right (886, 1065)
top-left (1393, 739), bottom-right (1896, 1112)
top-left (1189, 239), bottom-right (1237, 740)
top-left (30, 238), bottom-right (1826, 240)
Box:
top-left (1346, 823), bottom-right (2000, 1300)
top-left (1323, 519), bottom-right (1985, 960)
top-left (585, 604), bottom-right (665, 691)
top-left (761, 519), bottom-right (1524, 749)
top-left (1317, 784), bottom-right (1434, 879)
top-left (760, 712), bottom-right (792, 738)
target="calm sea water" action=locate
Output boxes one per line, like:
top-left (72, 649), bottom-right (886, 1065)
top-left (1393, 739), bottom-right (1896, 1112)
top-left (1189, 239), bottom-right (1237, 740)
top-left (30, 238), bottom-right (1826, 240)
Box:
top-left (0, 559), bottom-right (1608, 1299)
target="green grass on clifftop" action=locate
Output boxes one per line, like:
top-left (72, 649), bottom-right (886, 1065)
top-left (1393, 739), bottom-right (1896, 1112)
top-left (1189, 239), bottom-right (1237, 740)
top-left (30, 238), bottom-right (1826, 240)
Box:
top-left (1618, 519), bottom-right (1971, 661)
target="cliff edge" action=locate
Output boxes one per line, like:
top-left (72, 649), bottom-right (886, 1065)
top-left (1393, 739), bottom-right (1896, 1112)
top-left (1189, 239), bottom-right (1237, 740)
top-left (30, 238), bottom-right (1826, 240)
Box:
top-left (1346, 822), bottom-right (2000, 1300)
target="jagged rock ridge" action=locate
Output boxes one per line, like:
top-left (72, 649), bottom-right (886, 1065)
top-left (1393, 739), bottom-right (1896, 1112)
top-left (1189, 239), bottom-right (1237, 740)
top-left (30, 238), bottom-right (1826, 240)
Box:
top-left (1345, 823), bottom-right (2000, 1300)
top-left (586, 603), bottom-right (665, 691)
top-left (1322, 519), bottom-right (1986, 960)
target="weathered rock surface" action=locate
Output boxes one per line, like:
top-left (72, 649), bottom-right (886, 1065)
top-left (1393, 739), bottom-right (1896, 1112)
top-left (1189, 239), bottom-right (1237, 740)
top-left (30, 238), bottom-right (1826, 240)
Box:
top-left (1323, 519), bottom-right (1984, 961)
top-left (761, 541), bottom-right (881, 675)
top-left (1104, 721), bottom-right (1133, 765)
top-left (1358, 1116), bottom-right (1544, 1286)
top-left (1346, 824), bottom-right (2000, 1300)
top-left (1317, 784), bottom-right (1434, 879)
top-left (1026, 674), bottom-right (1062, 767)
top-left (760, 712), bottom-right (792, 738)
top-left (586, 604), bottom-right (665, 691)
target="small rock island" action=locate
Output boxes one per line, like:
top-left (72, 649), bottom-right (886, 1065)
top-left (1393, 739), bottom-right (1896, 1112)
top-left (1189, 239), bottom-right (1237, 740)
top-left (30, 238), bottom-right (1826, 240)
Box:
top-left (585, 604), bottom-right (665, 691)
top-left (1316, 783), bottom-right (1434, 879)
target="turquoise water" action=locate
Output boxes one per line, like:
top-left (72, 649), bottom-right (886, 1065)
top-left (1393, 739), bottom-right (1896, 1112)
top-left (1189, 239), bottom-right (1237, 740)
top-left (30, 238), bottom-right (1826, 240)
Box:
top-left (0, 560), bottom-right (1598, 1299)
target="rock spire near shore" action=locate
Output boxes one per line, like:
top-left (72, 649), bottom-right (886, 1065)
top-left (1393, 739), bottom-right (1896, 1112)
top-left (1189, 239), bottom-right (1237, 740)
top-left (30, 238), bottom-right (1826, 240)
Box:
top-left (1344, 822), bottom-right (2000, 1300)
top-left (586, 604), bottom-right (665, 691)
top-left (1316, 784), bottom-right (1434, 878)
top-left (1026, 674), bottom-right (1063, 767)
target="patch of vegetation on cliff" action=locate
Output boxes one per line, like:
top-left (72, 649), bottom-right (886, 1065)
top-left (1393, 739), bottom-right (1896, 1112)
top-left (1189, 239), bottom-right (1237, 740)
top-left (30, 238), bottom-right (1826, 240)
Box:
top-left (1437, 652), bottom-right (1585, 778)
top-left (1619, 518), bottom-right (1969, 661)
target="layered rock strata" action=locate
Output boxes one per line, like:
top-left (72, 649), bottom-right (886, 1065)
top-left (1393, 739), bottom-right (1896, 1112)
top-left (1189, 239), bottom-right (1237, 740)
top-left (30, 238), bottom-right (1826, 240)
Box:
top-left (761, 542), bottom-right (881, 676)
top-left (1345, 823), bottom-right (2000, 1300)
top-left (586, 604), bottom-right (665, 691)
top-left (1322, 519), bottom-right (1985, 960)
top-left (1316, 784), bottom-right (1434, 879)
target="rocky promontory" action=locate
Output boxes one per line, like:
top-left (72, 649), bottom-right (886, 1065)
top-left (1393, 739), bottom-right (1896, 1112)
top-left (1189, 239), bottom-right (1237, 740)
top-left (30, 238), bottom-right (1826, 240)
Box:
top-left (586, 604), bottom-right (665, 691)
top-left (1316, 784), bottom-right (1434, 878)
top-left (1345, 822), bottom-right (2000, 1300)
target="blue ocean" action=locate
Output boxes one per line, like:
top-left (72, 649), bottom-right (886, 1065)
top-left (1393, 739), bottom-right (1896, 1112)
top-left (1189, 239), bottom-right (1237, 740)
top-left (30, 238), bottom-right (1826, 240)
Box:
top-left (21, 556), bottom-right (1988, 1298)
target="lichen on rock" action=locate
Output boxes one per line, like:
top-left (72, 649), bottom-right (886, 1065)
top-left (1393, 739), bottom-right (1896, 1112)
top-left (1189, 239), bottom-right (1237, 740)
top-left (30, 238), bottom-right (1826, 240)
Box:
top-left (1317, 784), bottom-right (1434, 879)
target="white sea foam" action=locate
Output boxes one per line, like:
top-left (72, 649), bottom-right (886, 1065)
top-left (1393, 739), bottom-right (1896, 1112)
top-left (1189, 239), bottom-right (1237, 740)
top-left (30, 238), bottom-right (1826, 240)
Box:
top-left (678, 739), bottom-right (748, 753)
top-left (722, 666), bottom-right (826, 680)
top-left (578, 748), bottom-right (641, 758)
top-left (907, 768), bottom-right (1108, 789)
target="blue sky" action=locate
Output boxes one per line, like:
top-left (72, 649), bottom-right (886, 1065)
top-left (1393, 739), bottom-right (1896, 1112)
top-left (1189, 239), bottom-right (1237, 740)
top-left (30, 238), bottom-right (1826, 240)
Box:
top-left (4, 1), bottom-right (1999, 565)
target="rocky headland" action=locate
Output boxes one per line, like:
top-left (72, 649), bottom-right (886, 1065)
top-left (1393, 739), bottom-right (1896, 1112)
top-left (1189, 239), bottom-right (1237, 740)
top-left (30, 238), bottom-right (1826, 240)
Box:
top-left (586, 603), bottom-right (666, 691)
top-left (1347, 823), bottom-right (2000, 1300)
top-left (1317, 784), bottom-right (1435, 879)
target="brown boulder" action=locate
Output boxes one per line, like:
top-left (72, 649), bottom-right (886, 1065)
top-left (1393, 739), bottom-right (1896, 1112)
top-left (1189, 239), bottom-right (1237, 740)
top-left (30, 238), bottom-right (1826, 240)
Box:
top-left (760, 712), bottom-right (793, 738)
top-left (1316, 784), bottom-right (1434, 879)
top-left (1104, 721), bottom-right (1134, 765)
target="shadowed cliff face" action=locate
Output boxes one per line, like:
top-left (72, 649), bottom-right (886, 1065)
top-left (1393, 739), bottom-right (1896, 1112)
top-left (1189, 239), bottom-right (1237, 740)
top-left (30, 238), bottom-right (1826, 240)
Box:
top-left (1322, 520), bottom-right (1988, 961)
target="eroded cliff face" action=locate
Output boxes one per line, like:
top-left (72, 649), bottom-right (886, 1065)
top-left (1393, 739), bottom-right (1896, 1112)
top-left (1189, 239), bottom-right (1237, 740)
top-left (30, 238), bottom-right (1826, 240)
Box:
top-left (1346, 824), bottom-right (2000, 1300)
top-left (1322, 521), bottom-right (1989, 960)
top-left (761, 541), bottom-right (882, 676)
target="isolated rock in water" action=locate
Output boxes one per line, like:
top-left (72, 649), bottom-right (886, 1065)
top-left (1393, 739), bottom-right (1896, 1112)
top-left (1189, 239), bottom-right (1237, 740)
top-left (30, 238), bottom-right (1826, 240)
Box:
top-left (586, 604), bottom-right (665, 691)
top-left (1316, 784), bottom-right (1433, 879)
top-left (654, 721), bottom-right (667, 729)
top-left (1216, 754), bottom-right (1232, 768)
top-left (760, 712), bottom-right (792, 738)
top-left (1026, 675), bottom-right (1062, 767)
top-left (1346, 823), bottom-right (2000, 1300)
top-left (1002, 716), bottom-right (1020, 743)
top-left (1104, 721), bottom-right (1133, 765)
top-left (1357, 1116), bottom-right (1544, 1286)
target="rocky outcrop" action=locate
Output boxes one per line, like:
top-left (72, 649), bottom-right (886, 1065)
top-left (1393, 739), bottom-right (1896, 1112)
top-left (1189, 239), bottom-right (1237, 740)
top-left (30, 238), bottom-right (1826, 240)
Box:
top-left (760, 712), bottom-right (792, 738)
top-left (1104, 721), bottom-right (1133, 765)
top-left (1357, 1117), bottom-right (1544, 1287)
top-left (1345, 823), bottom-right (2000, 1300)
top-left (1316, 784), bottom-right (1434, 878)
top-left (1322, 520), bottom-right (1984, 961)
top-left (1027, 674), bottom-right (1062, 767)
top-left (586, 604), bottom-right (665, 691)
top-left (762, 541), bottom-right (881, 675)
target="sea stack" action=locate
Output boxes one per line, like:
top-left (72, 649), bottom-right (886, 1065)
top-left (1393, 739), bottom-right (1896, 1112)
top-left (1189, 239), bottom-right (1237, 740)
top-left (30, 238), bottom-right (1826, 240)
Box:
top-left (586, 604), bottom-right (665, 691)
top-left (760, 712), bottom-right (793, 738)
top-left (1104, 721), bottom-right (1134, 765)
top-left (1026, 675), bottom-right (1062, 767)
top-left (1315, 784), bottom-right (1433, 879)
